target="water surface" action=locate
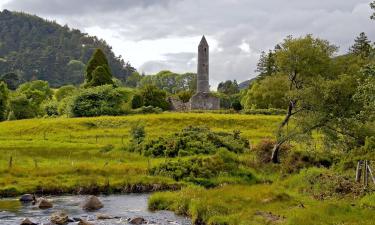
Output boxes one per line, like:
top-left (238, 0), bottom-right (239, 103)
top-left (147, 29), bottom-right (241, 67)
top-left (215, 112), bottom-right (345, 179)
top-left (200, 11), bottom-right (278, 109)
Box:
top-left (0, 194), bottom-right (191, 225)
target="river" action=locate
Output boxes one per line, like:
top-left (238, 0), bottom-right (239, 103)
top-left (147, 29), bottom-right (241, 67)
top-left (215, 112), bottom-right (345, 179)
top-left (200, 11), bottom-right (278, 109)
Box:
top-left (0, 194), bottom-right (191, 225)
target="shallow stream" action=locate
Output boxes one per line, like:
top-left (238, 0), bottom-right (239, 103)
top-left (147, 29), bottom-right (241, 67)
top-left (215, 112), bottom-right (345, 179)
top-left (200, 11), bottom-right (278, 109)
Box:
top-left (0, 194), bottom-right (191, 225)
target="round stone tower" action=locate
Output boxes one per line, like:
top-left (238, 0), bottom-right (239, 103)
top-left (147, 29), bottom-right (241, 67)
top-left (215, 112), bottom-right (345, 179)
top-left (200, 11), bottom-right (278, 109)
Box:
top-left (197, 36), bottom-right (210, 93)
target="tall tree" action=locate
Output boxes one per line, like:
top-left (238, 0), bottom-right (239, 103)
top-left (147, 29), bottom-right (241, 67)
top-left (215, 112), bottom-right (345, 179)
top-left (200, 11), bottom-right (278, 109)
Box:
top-left (84, 49), bottom-right (113, 87)
top-left (256, 50), bottom-right (278, 78)
top-left (349, 32), bottom-right (372, 58)
top-left (271, 35), bottom-right (337, 163)
top-left (217, 80), bottom-right (240, 95)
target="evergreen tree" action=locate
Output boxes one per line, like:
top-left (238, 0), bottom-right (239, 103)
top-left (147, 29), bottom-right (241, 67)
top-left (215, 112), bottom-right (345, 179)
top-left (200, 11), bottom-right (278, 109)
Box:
top-left (256, 50), bottom-right (277, 78)
top-left (85, 49), bottom-right (113, 87)
top-left (349, 32), bottom-right (372, 58)
top-left (0, 82), bottom-right (8, 121)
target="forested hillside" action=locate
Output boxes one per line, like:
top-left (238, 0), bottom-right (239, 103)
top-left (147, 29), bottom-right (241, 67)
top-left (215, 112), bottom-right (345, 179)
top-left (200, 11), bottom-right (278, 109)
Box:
top-left (0, 9), bottom-right (135, 87)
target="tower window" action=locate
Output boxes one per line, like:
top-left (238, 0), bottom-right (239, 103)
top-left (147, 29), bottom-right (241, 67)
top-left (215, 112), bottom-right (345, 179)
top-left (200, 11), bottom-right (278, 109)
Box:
top-left (204, 48), bottom-right (207, 53)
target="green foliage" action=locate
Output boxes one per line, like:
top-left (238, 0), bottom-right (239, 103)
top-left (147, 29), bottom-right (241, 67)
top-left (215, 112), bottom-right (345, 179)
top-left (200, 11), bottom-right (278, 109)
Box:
top-left (139, 71), bottom-right (196, 94)
top-left (0, 82), bottom-right (8, 121)
top-left (349, 32), bottom-right (372, 58)
top-left (217, 80), bottom-right (239, 95)
top-left (256, 48), bottom-right (279, 78)
top-left (130, 123), bottom-right (146, 144)
top-left (177, 90), bottom-right (193, 103)
top-left (68, 85), bottom-right (132, 117)
top-left (84, 49), bottom-right (114, 87)
top-left (54, 85), bottom-right (77, 101)
top-left (0, 72), bottom-right (20, 90)
top-left (140, 85), bottom-right (170, 110)
top-left (8, 94), bottom-right (36, 119)
top-left (0, 10), bottom-right (135, 87)
top-left (360, 193), bottom-right (375, 208)
top-left (42, 100), bottom-right (59, 116)
top-left (136, 126), bottom-right (250, 157)
top-left (150, 149), bottom-right (256, 187)
top-left (8, 80), bottom-right (52, 119)
top-left (241, 74), bottom-right (289, 109)
top-left (125, 72), bottom-right (142, 88)
top-left (131, 93), bottom-right (144, 109)
top-left (132, 106), bottom-right (162, 114)
top-left (17, 80), bottom-right (53, 106)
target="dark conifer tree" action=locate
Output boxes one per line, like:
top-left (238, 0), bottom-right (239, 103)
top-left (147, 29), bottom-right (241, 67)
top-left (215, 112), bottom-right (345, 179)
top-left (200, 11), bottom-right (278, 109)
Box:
top-left (349, 32), bottom-right (372, 58)
top-left (85, 49), bottom-right (113, 87)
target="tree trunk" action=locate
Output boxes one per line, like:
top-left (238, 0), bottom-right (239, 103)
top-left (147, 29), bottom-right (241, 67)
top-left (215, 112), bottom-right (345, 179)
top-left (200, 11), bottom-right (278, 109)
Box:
top-left (271, 100), bottom-right (296, 163)
top-left (271, 142), bottom-right (282, 163)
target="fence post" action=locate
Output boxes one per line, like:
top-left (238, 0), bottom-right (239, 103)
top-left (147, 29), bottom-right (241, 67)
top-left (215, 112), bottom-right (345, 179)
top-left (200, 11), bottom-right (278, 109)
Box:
top-left (364, 160), bottom-right (369, 189)
top-left (43, 131), bottom-right (47, 140)
top-left (355, 160), bottom-right (362, 182)
top-left (8, 156), bottom-right (13, 169)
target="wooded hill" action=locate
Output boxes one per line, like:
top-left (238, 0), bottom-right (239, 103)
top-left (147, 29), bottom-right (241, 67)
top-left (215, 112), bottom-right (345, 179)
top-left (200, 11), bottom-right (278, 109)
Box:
top-left (0, 9), bottom-right (135, 87)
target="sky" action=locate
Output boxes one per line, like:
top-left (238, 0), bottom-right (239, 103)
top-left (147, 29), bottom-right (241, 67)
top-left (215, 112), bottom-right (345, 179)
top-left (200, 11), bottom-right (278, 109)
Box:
top-left (0, 0), bottom-right (375, 87)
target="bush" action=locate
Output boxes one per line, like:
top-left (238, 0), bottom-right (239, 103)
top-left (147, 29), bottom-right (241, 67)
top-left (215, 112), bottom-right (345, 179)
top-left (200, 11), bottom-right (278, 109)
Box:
top-left (131, 93), bottom-right (144, 109)
top-left (132, 106), bottom-right (162, 114)
top-left (8, 94), bottom-right (37, 119)
top-left (55, 85), bottom-right (77, 101)
top-left (137, 126), bottom-right (250, 157)
top-left (140, 85), bottom-right (170, 110)
top-left (43, 100), bottom-right (59, 116)
top-left (68, 85), bottom-right (132, 117)
top-left (281, 150), bottom-right (333, 173)
top-left (150, 149), bottom-right (256, 187)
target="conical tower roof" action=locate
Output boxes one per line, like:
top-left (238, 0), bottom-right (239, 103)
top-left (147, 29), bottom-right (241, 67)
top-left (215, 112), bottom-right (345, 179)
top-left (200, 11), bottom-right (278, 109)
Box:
top-left (199, 35), bottom-right (208, 46)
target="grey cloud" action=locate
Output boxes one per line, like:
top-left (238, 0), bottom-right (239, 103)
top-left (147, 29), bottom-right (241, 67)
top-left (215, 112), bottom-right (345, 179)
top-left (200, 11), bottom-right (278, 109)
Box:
top-left (2, 0), bottom-right (375, 85)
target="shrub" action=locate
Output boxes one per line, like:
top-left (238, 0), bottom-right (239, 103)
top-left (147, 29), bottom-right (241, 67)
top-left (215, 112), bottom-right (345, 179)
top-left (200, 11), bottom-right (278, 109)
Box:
top-left (132, 106), bottom-right (162, 114)
top-left (8, 94), bottom-right (37, 119)
top-left (242, 108), bottom-right (287, 115)
top-left (140, 85), bottom-right (170, 110)
top-left (0, 81), bottom-right (8, 121)
top-left (149, 149), bottom-right (255, 187)
top-left (281, 150), bottom-right (333, 173)
top-left (68, 85), bottom-right (132, 117)
top-left (131, 93), bottom-right (144, 109)
top-left (55, 85), bottom-right (77, 101)
top-left (43, 100), bottom-right (59, 116)
top-left (138, 126), bottom-right (250, 157)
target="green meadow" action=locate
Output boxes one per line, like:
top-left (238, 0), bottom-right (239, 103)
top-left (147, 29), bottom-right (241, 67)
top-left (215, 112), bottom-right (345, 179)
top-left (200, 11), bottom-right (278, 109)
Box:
top-left (0, 112), bottom-right (373, 225)
top-left (0, 113), bottom-right (281, 195)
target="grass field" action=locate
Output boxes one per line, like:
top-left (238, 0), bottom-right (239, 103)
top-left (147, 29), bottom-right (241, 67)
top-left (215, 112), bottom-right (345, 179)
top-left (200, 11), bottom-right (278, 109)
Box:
top-left (1, 112), bottom-right (373, 225)
top-left (0, 113), bottom-right (282, 196)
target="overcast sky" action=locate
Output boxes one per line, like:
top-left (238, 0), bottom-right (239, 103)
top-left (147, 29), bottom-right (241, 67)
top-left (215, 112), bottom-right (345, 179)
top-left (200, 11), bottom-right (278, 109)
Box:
top-left (0, 0), bottom-right (374, 87)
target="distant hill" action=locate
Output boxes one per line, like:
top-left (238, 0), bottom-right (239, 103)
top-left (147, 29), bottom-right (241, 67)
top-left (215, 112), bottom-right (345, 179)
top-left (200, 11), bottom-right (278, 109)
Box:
top-left (0, 10), bottom-right (135, 87)
top-left (238, 77), bottom-right (256, 90)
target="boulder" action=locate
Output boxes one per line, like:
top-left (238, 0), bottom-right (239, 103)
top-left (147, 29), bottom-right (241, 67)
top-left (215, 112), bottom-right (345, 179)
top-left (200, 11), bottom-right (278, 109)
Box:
top-left (96, 213), bottom-right (113, 220)
top-left (19, 194), bottom-right (34, 202)
top-left (20, 218), bottom-right (37, 225)
top-left (129, 217), bottom-right (147, 224)
top-left (78, 220), bottom-right (94, 225)
top-left (81, 195), bottom-right (103, 211)
top-left (50, 211), bottom-right (69, 225)
top-left (36, 198), bottom-right (53, 209)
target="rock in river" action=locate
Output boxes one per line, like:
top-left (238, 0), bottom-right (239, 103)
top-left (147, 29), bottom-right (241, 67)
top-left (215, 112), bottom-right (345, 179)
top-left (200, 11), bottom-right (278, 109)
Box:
top-left (96, 213), bottom-right (113, 220)
top-left (81, 195), bottom-right (103, 211)
top-left (50, 211), bottom-right (69, 225)
top-left (78, 219), bottom-right (94, 225)
top-left (19, 194), bottom-right (34, 202)
top-left (36, 198), bottom-right (53, 209)
top-left (129, 217), bottom-right (147, 224)
top-left (20, 218), bottom-right (37, 225)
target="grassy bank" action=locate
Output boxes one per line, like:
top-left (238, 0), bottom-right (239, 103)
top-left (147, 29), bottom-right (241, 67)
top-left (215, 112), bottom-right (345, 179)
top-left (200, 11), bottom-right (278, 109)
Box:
top-left (0, 113), bottom-right (281, 196)
top-left (149, 170), bottom-right (375, 225)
